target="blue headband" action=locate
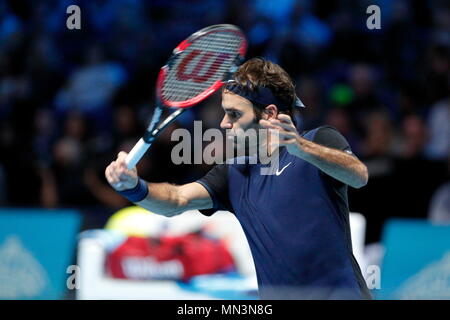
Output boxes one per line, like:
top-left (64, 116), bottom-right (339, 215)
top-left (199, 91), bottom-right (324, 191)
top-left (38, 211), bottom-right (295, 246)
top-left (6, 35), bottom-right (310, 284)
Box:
top-left (224, 80), bottom-right (305, 110)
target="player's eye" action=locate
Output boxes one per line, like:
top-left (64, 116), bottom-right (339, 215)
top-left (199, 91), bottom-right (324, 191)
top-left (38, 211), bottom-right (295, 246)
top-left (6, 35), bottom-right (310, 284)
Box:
top-left (227, 111), bottom-right (241, 120)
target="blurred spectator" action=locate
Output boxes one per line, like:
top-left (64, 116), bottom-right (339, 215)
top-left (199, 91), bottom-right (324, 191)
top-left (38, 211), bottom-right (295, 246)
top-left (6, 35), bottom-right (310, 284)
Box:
top-left (428, 154), bottom-right (450, 224)
top-left (398, 114), bottom-right (428, 159)
top-left (0, 2), bottom-right (23, 46)
top-left (347, 64), bottom-right (385, 135)
top-left (390, 114), bottom-right (448, 222)
top-left (360, 111), bottom-right (396, 165)
top-left (425, 97), bottom-right (450, 160)
top-left (25, 35), bottom-right (64, 106)
top-left (33, 108), bottom-right (57, 166)
top-left (54, 44), bottom-right (127, 131)
top-left (324, 107), bottom-right (360, 155)
top-left (113, 105), bottom-right (142, 142)
top-left (296, 77), bottom-right (324, 130)
top-left (289, 2), bottom-right (333, 54)
top-left (40, 112), bottom-right (94, 207)
top-left (349, 111), bottom-right (397, 243)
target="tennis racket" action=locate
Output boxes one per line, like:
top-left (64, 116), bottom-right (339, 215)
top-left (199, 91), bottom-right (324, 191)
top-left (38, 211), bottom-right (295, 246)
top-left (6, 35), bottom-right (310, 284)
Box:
top-left (124, 24), bottom-right (247, 171)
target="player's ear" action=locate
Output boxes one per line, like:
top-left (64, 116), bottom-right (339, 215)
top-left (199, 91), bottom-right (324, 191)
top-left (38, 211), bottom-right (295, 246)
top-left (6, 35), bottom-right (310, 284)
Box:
top-left (264, 104), bottom-right (278, 120)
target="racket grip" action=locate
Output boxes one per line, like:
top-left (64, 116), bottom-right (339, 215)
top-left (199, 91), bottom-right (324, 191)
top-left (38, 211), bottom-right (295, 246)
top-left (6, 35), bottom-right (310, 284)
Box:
top-left (125, 138), bottom-right (151, 170)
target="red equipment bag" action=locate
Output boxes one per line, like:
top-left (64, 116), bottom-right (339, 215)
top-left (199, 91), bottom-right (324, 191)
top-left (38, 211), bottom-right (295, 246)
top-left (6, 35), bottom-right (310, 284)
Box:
top-left (106, 232), bottom-right (236, 281)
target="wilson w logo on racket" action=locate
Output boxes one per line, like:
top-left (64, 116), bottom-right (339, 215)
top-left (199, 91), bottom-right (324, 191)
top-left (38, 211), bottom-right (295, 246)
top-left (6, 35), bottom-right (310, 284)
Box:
top-left (120, 24), bottom-right (247, 175)
top-left (176, 50), bottom-right (232, 83)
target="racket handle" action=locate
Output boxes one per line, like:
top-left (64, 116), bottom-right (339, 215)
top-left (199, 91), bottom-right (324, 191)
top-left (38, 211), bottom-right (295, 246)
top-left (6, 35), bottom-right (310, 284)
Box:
top-left (125, 138), bottom-right (151, 170)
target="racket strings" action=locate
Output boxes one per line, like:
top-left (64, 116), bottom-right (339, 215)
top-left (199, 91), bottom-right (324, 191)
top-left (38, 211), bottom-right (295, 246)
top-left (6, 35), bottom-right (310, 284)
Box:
top-left (161, 30), bottom-right (244, 103)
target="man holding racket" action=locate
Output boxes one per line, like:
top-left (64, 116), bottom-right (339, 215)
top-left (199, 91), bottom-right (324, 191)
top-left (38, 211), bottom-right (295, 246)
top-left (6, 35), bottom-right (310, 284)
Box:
top-left (105, 57), bottom-right (372, 299)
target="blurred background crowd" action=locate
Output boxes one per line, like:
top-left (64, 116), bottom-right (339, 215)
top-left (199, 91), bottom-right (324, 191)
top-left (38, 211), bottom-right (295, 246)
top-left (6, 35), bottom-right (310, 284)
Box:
top-left (0, 0), bottom-right (448, 244)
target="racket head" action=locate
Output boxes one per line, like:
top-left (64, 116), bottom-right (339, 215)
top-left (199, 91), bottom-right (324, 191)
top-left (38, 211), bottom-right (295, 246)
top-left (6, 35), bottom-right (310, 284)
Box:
top-left (156, 24), bottom-right (247, 108)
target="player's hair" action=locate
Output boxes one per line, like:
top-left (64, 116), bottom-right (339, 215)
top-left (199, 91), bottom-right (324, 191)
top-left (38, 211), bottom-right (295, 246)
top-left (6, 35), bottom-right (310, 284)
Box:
top-left (232, 57), bottom-right (297, 121)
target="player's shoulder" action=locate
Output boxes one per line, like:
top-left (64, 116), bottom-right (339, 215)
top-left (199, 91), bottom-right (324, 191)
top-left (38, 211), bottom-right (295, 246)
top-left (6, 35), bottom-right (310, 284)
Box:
top-left (302, 125), bottom-right (353, 153)
top-left (299, 125), bottom-right (343, 140)
top-left (207, 162), bottom-right (230, 173)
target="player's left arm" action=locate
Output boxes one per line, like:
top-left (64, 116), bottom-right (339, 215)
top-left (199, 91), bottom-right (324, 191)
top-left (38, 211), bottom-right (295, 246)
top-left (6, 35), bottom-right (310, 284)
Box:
top-left (260, 114), bottom-right (368, 189)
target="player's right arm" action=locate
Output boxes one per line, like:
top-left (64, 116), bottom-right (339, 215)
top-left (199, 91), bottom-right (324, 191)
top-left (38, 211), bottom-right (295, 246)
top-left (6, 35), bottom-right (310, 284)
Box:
top-left (105, 152), bottom-right (213, 217)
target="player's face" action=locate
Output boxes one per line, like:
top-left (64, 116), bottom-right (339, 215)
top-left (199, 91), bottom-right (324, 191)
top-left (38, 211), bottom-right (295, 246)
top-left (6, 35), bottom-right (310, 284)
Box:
top-left (220, 91), bottom-right (264, 152)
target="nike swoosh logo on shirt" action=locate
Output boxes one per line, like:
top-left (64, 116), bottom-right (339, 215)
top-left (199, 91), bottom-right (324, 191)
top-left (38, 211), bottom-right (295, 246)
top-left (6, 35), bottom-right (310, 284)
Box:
top-left (275, 162), bottom-right (292, 176)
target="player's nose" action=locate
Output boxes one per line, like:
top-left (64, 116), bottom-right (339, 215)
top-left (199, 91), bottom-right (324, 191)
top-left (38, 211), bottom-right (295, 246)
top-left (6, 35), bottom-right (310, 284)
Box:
top-left (220, 115), bottom-right (232, 129)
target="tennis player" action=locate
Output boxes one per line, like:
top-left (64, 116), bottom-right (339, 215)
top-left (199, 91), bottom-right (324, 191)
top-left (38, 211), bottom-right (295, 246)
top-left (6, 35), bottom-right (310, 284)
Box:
top-left (105, 58), bottom-right (372, 299)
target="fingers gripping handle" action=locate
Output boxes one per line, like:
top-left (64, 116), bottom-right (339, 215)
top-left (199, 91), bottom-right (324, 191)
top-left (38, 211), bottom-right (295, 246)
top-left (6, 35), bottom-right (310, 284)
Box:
top-left (125, 138), bottom-right (151, 170)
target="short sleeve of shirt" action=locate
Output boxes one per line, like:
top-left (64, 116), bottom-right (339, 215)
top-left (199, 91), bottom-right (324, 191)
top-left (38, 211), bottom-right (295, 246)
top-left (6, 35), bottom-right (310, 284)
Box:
top-left (195, 163), bottom-right (233, 216)
top-left (313, 126), bottom-right (355, 156)
top-left (312, 126), bottom-right (357, 185)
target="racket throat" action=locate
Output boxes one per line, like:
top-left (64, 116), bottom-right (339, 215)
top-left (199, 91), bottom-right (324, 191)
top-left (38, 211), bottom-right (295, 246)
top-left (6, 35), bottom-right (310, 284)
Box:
top-left (143, 131), bottom-right (157, 144)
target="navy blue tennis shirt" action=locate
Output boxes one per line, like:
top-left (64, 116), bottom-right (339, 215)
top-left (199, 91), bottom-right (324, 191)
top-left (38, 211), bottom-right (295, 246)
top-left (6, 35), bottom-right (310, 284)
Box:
top-left (196, 125), bottom-right (372, 299)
